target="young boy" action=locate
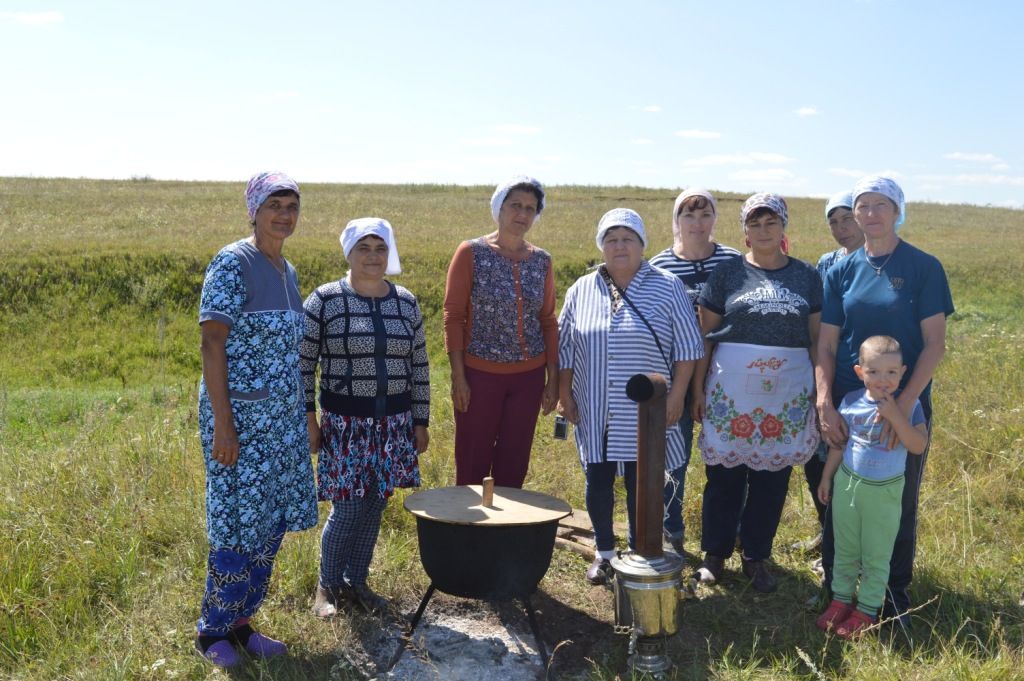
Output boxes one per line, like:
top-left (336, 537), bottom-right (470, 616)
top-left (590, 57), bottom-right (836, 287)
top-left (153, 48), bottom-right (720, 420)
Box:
top-left (815, 335), bottom-right (929, 639)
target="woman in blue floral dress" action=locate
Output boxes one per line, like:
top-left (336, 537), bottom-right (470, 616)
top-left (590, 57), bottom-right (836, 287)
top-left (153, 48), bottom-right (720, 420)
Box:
top-left (195, 171), bottom-right (318, 668)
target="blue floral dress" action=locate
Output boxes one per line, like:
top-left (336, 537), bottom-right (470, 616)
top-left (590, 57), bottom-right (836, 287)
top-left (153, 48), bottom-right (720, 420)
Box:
top-left (198, 239), bottom-right (318, 552)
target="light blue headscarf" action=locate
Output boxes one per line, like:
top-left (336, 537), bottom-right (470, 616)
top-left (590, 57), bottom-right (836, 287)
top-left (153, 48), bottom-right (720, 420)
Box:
top-left (596, 208), bottom-right (647, 250)
top-left (824, 191), bottom-right (854, 219)
top-left (852, 176), bottom-right (906, 229)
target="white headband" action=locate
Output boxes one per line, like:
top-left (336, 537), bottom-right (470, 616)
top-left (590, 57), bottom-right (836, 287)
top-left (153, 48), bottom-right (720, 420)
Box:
top-left (340, 217), bottom-right (402, 275)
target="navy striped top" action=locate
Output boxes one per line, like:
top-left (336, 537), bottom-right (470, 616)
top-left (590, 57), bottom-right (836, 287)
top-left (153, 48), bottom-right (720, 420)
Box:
top-left (299, 279), bottom-right (430, 426)
top-left (648, 243), bottom-right (742, 309)
top-left (558, 261), bottom-right (704, 466)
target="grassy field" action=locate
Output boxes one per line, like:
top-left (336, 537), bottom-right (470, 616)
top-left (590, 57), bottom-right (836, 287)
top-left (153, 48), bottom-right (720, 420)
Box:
top-left (1, 177), bottom-right (1023, 680)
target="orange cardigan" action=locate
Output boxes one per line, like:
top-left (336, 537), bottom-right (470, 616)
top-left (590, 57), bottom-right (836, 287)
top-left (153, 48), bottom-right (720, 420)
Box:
top-left (443, 239), bottom-right (558, 374)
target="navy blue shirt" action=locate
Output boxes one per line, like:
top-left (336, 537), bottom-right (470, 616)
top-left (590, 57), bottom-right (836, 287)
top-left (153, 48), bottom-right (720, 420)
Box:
top-left (822, 240), bottom-right (955, 400)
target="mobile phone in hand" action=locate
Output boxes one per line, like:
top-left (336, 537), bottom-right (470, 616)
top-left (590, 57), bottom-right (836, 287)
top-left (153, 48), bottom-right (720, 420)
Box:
top-left (553, 415), bottom-right (568, 440)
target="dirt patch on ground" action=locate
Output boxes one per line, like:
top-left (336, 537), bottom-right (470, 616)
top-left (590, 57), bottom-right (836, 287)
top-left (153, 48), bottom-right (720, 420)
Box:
top-left (331, 585), bottom-right (622, 679)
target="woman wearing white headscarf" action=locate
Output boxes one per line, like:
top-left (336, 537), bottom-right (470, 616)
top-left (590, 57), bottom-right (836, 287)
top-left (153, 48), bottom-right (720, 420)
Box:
top-left (649, 188), bottom-right (741, 555)
top-left (443, 175), bottom-right (558, 488)
top-left (558, 208), bottom-right (703, 585)
top-left (300, 218), bottom-right (430, 617)
top-left (816, 176), bottom-right (953, 626)
top-left (692, 193), bottom-right (822, 594)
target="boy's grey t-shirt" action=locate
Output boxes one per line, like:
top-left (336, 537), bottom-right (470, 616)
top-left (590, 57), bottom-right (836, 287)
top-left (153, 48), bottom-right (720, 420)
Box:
top-left (698, 255), bottom-right (823, 349)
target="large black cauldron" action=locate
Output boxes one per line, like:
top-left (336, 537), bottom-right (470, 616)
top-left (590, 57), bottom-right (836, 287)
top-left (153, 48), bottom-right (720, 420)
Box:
top-left (391, 481), bottom-right (571, 671)
top-left (408, 482), bottom-right (570, 598)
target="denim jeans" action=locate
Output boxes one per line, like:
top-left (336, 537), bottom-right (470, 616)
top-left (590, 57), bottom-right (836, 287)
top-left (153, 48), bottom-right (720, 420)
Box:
top-left (663, 413), bottom-right (694, 540)
top-left (585, 461), bottom-right (637, 553)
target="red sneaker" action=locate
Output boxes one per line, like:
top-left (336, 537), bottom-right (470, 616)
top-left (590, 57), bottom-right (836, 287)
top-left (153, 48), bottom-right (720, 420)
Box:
top-left (836, 609), bottom-right (877, 640)
top-left (815, 599), bottom-right (853, 632)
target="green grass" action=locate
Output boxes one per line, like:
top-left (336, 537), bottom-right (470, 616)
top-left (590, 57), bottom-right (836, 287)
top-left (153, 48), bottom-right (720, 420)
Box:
top-left (1, 177), bottom-right (1023, 679)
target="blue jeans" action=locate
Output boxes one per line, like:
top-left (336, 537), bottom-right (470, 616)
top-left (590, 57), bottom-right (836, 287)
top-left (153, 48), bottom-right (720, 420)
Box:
top-left (585, 461), bottom-right (637, 553)
top-left (663, 413), bottom-right (694, 540)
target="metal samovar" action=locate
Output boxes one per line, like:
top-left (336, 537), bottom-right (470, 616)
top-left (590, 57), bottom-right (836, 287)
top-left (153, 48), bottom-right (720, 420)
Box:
top-left (609, 373), bottom-right (691, 677)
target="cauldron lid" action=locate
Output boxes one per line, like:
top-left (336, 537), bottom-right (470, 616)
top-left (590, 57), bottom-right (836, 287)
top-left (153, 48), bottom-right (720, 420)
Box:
top-left (404, 485), bottom-right (571, 526)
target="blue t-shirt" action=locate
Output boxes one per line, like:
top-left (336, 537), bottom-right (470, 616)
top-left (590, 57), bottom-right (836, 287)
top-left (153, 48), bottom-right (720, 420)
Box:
top-left (822, 240), bottom-right (954, 400)
top-left (840, 388), bottom-right (926, 480)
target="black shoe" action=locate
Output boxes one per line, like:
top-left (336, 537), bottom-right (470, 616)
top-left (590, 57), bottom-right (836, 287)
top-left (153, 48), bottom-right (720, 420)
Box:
top-left (343, 583), bottom-right (389, 614)
top-left (586, 556), bottom-right (612, 585)
top-left (742, 559), bottom-right (778, 593)
top-left (694, 554), bottom-right (724, 584)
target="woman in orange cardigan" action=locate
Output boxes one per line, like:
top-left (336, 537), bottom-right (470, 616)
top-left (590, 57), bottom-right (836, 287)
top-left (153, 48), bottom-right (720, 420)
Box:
top-left (443, 175), bottom-right (558, 488)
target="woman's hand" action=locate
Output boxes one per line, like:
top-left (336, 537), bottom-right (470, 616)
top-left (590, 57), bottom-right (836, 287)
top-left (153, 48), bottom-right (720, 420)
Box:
top-left (451, 374), bottom-right (471, 413)
top-left (666, 389), bottom-right (685, 426)
top-left (414, 425), bottom-right (430, 454)
top-left (558, 394), bottom-right (579, 425)
top-left (690, 388), bottom-right (706, 422)
top-left (306, 412), bottom-right (321, 454)
top-left (212, 419), bottom-right (240, 466)
top-left (817, 402), bottom-right (848, 449)
top-left (541, 378), bottom-right (558, 415)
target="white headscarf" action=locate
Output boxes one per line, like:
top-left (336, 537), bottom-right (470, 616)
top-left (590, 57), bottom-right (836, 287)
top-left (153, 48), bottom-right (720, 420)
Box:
top-left (672, 188), bottom-right (717, 244)
top-left (340, 218), bottom-right (402, 275)
top-left (596, 208), bottom-right (647, 251)
top-left (489, 175), bottom-right (545, 224)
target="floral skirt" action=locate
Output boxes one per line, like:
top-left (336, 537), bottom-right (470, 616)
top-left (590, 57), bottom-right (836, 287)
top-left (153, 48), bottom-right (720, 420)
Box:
top-left (698, 342), bottom-right (819, 471)
top-left (317, 410), bottom-right (420, 502)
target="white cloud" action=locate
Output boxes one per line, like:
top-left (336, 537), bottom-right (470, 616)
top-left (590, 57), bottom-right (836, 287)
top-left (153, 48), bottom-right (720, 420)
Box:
top-left (459, 137), bottom-right (514, 147)
top-left (917, 173), bottom-right (1024, 187)
top-left (674, 129), bottom-right (721, 139)
top-left (643, 105), bottom-right (662, 113)
top-left (272, 90), bottom-right (299, 99)
top-left (685, 152), bottom-right (793, 166)
top-left (943, 152), bottom-right (1003, 163)
top-left (493, 124), bottom-right (540, 134)
top-left (829, 167), bottom-right (864, 178)
top-left (729, 168), bottom-right (795, 182)
top-left (0, 10), bottom-right (63, 25)
top-left (992, 163), bottom-right (1011, 172)
top-left (631, 138), bottom-right (653, 145)
top-left (795, 106), bottom-right (818, 117)
top-left (995, 199), bottom-right (1024, 210)
top-left (829, 167), bottom-right (904, 179)
top-left (540, 155), bottom-right (563, 163)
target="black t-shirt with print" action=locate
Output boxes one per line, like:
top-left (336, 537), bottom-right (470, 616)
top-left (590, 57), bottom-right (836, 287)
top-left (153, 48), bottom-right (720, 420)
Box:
top-left (698, 256), bottom-right (823, 349)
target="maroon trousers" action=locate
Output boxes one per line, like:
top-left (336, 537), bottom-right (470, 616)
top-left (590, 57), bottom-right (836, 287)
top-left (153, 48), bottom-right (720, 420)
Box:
top-left (454, 365), bottom-right (545, 488)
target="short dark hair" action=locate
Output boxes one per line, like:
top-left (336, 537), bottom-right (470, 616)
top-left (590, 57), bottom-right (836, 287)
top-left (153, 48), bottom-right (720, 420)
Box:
top-left (744, 206), bottom-right (779, 225)
top-left (858, 335), bottom-right (902, 364)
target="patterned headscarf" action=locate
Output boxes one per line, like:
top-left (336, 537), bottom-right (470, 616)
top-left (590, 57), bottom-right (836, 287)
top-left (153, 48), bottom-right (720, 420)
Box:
top-left (825, 191), bottom-right (854, 219)
top-left (740, 192), bottom-right (789, 229)
top-left (490, 175), bottom-right (545, 224)
top-left (596, 208), bottom-right (647, 251)
top-left (340, 217), bottom-right (402, 275)
top-left (672, 188), bottom-right (718, 244)
top-left (245, 171), bottom-right (300, 221)
top-left (852, 175), bottom-right (906, 229)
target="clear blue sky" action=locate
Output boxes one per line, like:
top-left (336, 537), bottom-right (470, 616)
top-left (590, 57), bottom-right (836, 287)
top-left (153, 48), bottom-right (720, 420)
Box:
top-left (3, 0), bottom-right (1022, 208)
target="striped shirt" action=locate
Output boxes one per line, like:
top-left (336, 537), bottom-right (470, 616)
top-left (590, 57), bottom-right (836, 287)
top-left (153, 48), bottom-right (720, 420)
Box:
top-left (558, 261), bottom-right (704, 466)
top-left (299, 279), bottom-right (430, 425)
top-left (649, 243), bottom-right (742, 308)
